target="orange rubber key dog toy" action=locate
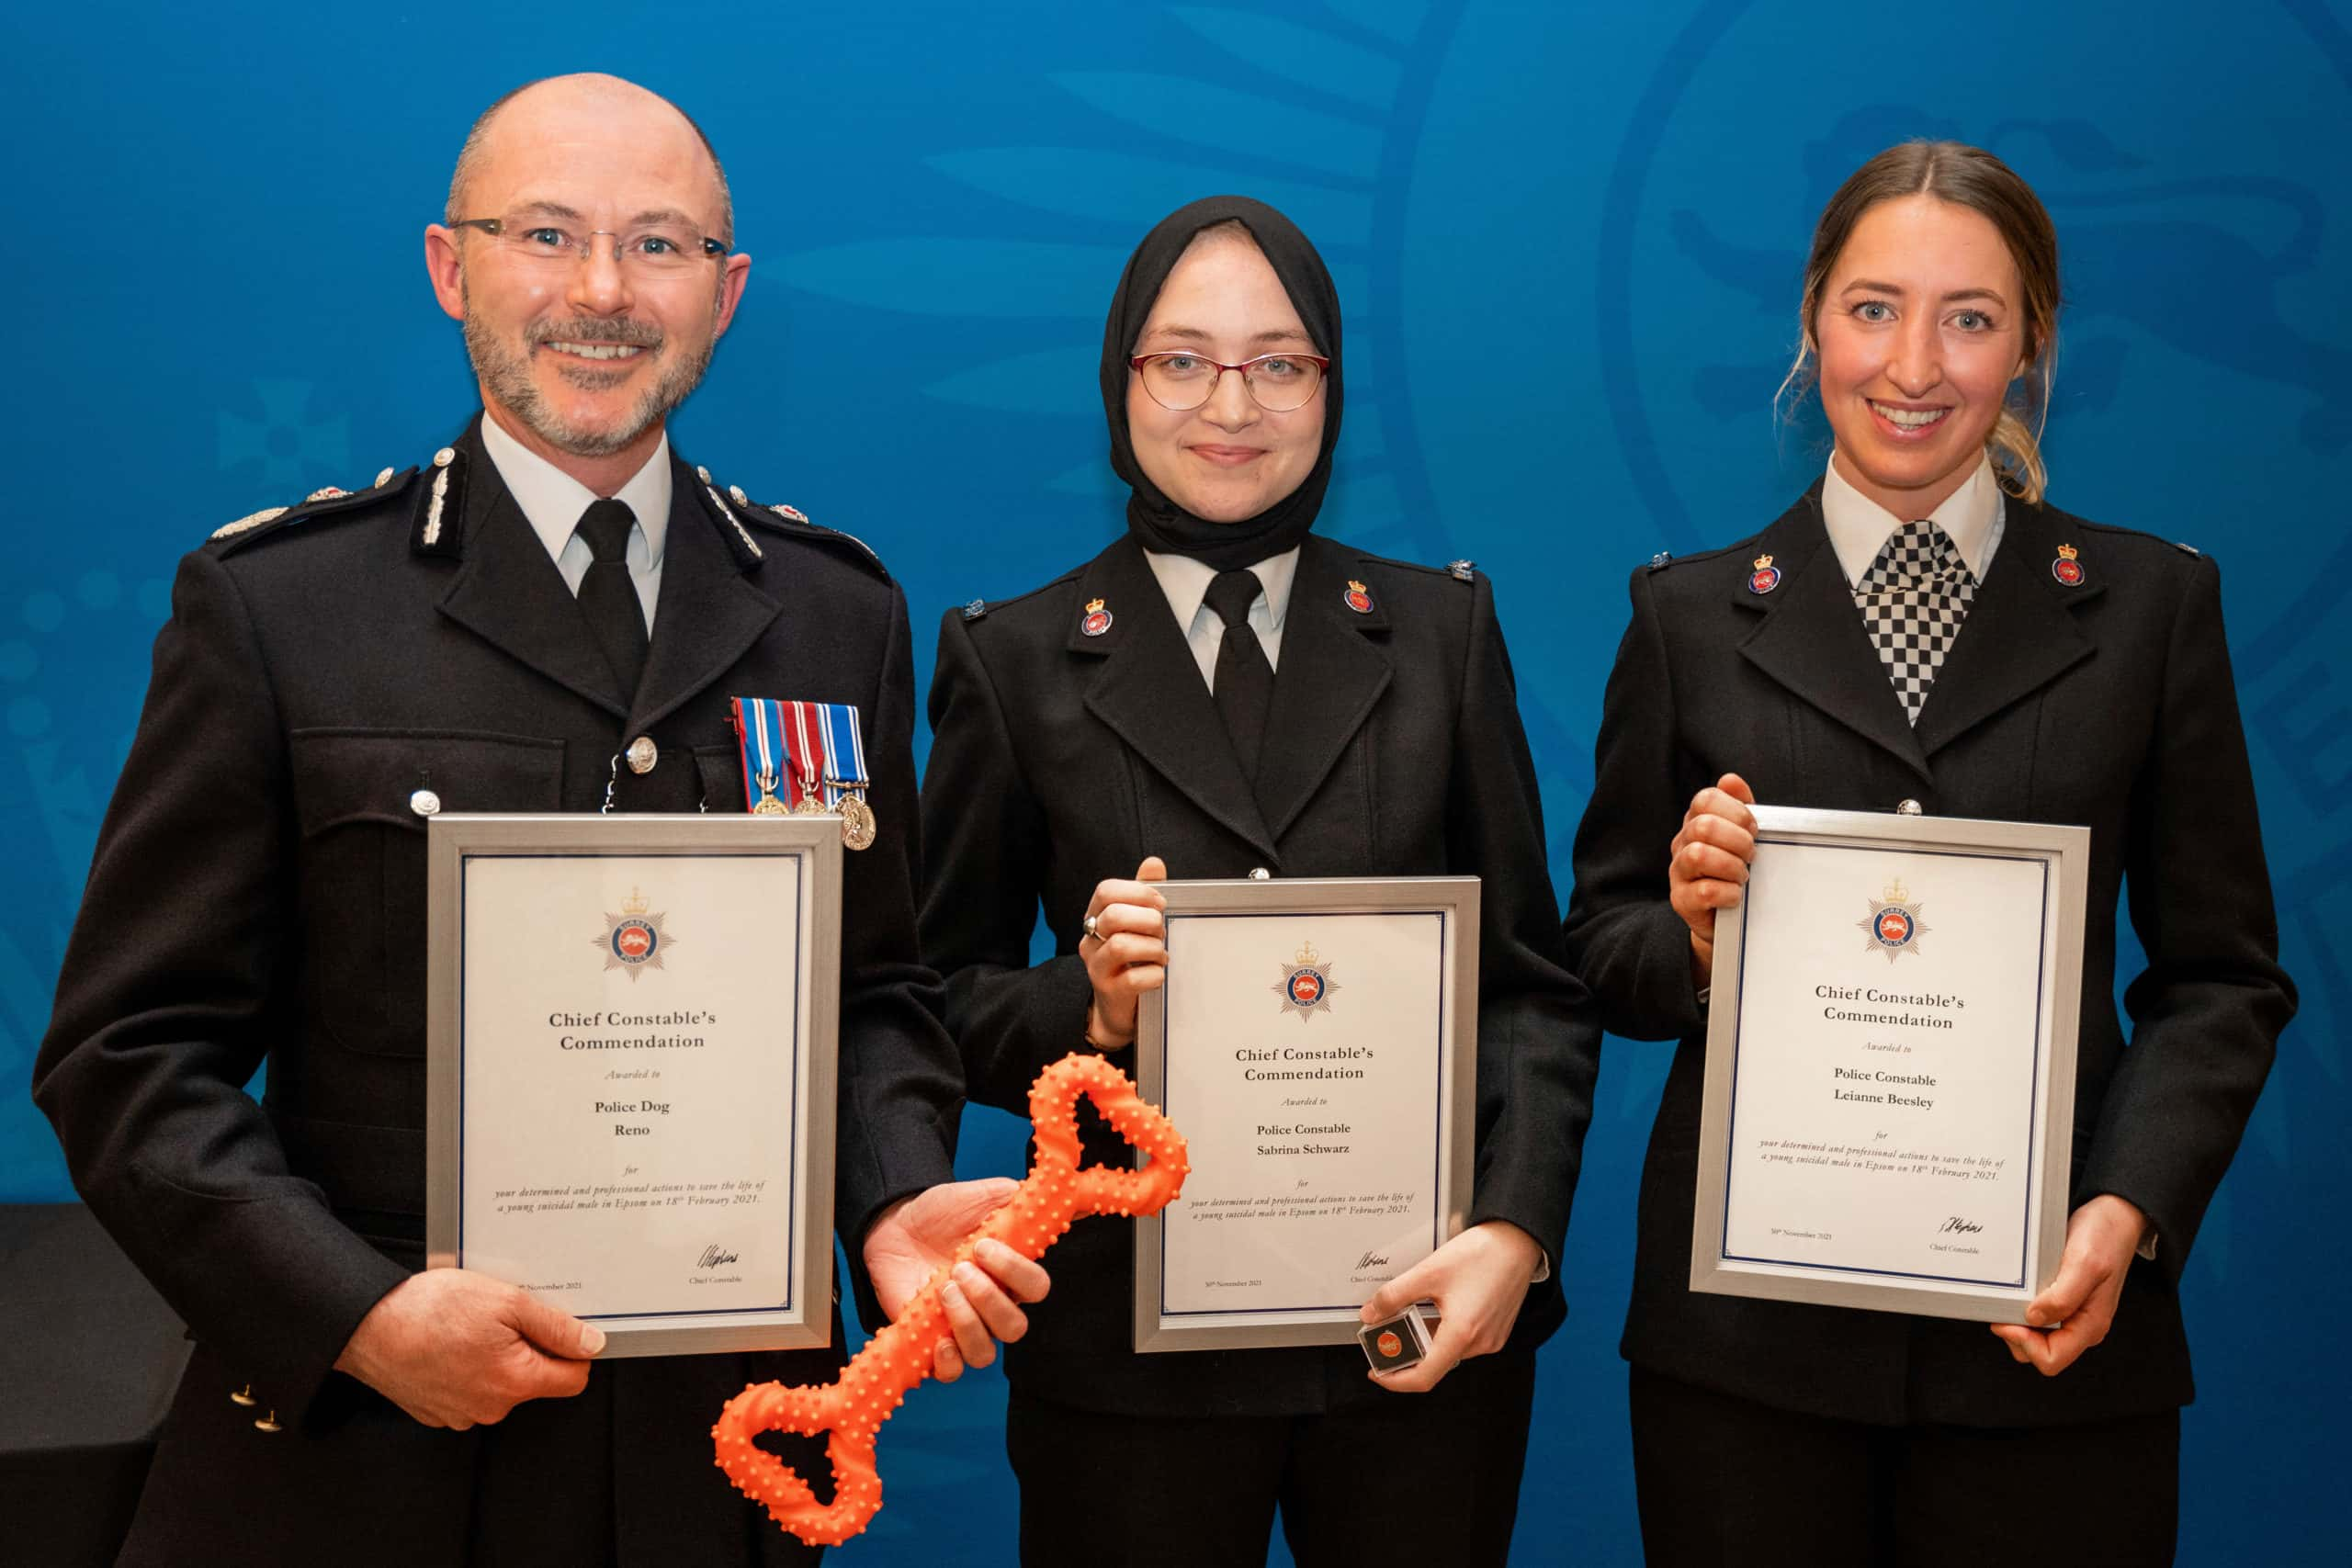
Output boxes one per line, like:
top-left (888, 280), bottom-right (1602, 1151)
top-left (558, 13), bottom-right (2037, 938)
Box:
top-left (712, 1053), bottom-right (1190, 1546)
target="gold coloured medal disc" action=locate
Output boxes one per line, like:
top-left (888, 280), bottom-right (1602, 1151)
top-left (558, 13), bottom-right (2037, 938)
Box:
top-left (840, 793), bottom-right (877, 851)
top-left (751, 792), bottom-right (792, 817)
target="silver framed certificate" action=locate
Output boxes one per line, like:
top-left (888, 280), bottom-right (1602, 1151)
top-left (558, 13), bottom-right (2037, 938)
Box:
top-left (1134, 877), bottom-right (1479, 1352)
top-left (424, 814), bottom-right (841, 1358)
top-left (1691, 807), bottom-right (2087, 1322)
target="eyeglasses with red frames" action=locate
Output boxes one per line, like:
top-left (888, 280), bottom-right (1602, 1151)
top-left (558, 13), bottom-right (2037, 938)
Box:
top-left (1129, 350), bottom-right (1330, 412)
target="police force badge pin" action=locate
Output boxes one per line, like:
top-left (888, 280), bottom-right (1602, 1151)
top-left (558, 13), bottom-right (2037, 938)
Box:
top-left (1856, 876), bottom-right (1928, 963)
top-left (1272, 939), bottom-right (1340, 1020)
top-left (594, 886), bottom-right (676, 980)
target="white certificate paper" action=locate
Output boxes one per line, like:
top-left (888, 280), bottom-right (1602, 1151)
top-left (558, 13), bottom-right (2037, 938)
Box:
top-left (427, 816), bottom-right (841, 1357)
top-left (1692, 807), bottom-right (2086, 1322)
top-left (1136, 879), bottom-right (1478, 1352)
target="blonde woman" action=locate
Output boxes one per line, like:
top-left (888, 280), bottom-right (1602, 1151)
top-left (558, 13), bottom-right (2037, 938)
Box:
top-left (1565, 141), bottom-right (2292, 1564)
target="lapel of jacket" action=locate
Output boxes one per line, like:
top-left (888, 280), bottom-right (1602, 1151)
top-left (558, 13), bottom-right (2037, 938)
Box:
top-left (1074, 536), bottom-right (1280, 863)
top-left (1734, 486), bottom-right (1932, 783)
top-left (624, 457), bottom-right (783, 735)
top-left (1911, 496), bottom-right (2102, 760)
top-left (436, 422), bottom-right (630, 719)
top-left (1253, 536), bottom-right (1393, 841)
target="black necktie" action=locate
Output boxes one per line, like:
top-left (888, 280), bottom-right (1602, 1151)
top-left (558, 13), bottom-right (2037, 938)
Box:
top-left (575, 498), bottom-right (649, 700)
top-left (1204, 569), bottom-right (1273, 780)
top-left (1854, 517), bottom-right (1976, 726)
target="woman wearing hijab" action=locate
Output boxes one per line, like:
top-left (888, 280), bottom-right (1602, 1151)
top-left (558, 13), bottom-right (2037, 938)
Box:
top-left (919, 196), bottom-right (1600, 1566)
top-left (1564, 141), bottom-right (2293, 1563)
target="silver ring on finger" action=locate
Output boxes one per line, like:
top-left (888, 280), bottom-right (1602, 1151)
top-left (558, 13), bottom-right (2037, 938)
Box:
top-left (1082, 912), bottom-right (1102, 942)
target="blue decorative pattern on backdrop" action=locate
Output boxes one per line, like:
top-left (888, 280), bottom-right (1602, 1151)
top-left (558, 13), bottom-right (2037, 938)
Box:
top-left (4, 3), bottom-right (2343, 1563)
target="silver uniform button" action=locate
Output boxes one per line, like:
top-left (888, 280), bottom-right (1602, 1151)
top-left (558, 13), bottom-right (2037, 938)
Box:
top-left (1247, 867), bottom-right (1272, 880)
top-left (409, 788), bottom-right (442, 817)
top-left (627, 736), bottom-right (659, 774)
top-left (1895, 798), bottom-right (1924, 817)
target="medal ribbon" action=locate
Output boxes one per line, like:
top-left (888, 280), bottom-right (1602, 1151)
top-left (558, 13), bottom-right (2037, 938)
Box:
top-left (782, 701), bottom-right (829, 809)
top-left (729, 697), bottom-right (791, 813)
top-left (810, 702), bottom-right (870, 804)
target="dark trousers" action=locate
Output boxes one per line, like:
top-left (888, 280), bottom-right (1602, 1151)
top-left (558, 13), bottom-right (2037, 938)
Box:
top-left (1006, 1348), bottom-right (1537, 1568)
top-left (1629, 1366), bottom-right (2179, 1568)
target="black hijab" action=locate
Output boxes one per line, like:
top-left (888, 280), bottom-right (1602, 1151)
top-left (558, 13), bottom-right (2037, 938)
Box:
top-left (1099, 195), bottom-right (1342, 570)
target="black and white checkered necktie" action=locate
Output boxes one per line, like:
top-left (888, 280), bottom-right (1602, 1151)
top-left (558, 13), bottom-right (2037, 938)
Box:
top-left (1854, 517), bottom-right (1975, 726)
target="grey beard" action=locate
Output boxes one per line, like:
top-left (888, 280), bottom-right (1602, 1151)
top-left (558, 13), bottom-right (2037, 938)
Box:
top-left (460, 289), bottom-right (718, 459)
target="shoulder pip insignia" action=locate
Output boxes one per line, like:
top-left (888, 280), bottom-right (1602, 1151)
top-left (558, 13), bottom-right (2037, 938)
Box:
top-left (728, 483), bottom-right (750, 506)
top-left (1648, 550), bottom-right (1672, 571)
top-left (2052, 543), bottom-right (2086, 586)
top-left (306, 485), bottom-right (350, 502)
top-left (1447, 558), bottom-right (1475, 581)
top-left (1080, 597), bottom-right (1114, 637)
top-left (2173, 540), bottom-right (2201, 557)
top-left (768, 502), bottom-right (810, 524)
top-left (1747, 553), bottom-right (1781, 594)
top-left (374, 467), bottom-right (396, 489)
top-left (212, 505), bottom-right (289, 541)
top-left (1343, 579), bottom-right (1374, 614)
top-left (962, 598), bottom-right (988, 622)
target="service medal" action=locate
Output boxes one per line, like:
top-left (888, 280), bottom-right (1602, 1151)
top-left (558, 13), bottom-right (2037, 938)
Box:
top-left (840, 794), bottom-right (877, 851)
top-left (752, 777), bottom-right (793, 817)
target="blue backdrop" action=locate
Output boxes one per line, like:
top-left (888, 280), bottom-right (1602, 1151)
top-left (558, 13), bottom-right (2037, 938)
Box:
top-left (4, 3), bottom-right (2345, 1562)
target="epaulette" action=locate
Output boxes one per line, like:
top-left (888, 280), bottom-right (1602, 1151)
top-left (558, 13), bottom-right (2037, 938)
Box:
top-left (1639, 538), bottom-right (1747, 575)
top-left (959, 565), bottom-right (1088, 626)
top-left (208, 465), bottom-right (418, 553)
top-left (1374, 557), bottom-right (1470, 582)
top-left (684, 462), bottom-right (893, 582)
top-left (2076, 518), bottom-right (2205, 559)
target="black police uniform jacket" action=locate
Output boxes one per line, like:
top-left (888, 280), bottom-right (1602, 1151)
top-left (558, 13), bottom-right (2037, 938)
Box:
top-left (33, 422), bottom-right (963, 1566)
top-left (919, 531), bottom-right (1601, 1418)
top-left (1563, 484), bottom-right (2295, 1429)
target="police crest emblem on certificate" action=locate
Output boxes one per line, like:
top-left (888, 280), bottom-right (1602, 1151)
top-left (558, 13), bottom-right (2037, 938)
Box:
top-left (1272, 939), bottom-right (1340, 1020)
top-left (1857, 877), bottom-right (1928, 964)
top-left (594, 886), bottom-right (676, 980)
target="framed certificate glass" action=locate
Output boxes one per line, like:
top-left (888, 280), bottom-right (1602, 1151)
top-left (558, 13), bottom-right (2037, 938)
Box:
top-left (1134, 877), bottom-right (1479, 1352)
top-left (424, 815), bottom-right (840, 1357)
top-left (1692, 807), bottom-right (2088, 1322)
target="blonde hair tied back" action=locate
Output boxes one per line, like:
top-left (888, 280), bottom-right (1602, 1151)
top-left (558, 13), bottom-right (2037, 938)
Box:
top-left (1782, 141), bottom-right (2061, 504)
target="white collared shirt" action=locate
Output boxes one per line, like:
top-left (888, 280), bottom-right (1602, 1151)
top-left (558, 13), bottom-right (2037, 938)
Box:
top-left (479, 411), bottom-right (672, 633)
top-left (1143, 547), bottom-right (1302, 693)
top-left (1821, 452), bottom-right (2006, 589)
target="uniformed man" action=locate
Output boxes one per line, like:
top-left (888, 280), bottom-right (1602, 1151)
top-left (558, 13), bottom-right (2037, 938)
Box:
top-left (33, 73), bottom-right (1044, 1566)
